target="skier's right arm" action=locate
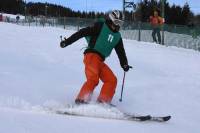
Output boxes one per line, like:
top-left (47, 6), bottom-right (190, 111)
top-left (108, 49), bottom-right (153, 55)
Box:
top-left (60, 22), bottom-right (102, 48)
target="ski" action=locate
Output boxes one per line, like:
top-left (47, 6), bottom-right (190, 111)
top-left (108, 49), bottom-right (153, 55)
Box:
top-left (124, 114), bottom-right (171, 122)
top-left (54, 110), bottom-right (171, 122)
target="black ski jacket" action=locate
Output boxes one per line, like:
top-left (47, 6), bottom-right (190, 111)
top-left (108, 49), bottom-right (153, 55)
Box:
top-left (64, 20), bottom-right (128, 68)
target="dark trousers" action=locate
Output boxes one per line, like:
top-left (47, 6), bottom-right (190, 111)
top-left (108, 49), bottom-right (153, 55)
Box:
top-left (152, 28), bottom-right (161, 44)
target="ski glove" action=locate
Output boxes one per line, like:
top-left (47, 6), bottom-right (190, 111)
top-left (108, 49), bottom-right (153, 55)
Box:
top-left (122, 65), bottom-right (132, 72)
top-left (60, 38), bottom-right (70, 48)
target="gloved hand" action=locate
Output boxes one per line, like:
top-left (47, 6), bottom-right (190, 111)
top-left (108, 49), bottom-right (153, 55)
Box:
top-left (60, 38), bottom-right (70, 48)
top-left (122, 65), bottom-right (132, 72)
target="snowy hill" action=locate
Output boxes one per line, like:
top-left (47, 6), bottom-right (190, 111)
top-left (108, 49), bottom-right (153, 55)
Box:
top-left (0, 22), bottom-right (200, 133)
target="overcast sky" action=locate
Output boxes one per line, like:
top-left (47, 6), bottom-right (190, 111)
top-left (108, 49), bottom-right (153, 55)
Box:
top-left (26, 0), bottom-right (200, 14)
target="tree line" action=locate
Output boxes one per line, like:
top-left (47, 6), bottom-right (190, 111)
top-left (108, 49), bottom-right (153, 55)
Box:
top-left (0, 0), bottom-right (104, 19)
top-left (0, 0), bottom-right (199, 25)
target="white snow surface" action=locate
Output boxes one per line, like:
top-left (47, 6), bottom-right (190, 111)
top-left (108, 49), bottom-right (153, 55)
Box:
top-left (0, 22), bottom-right (200, 133)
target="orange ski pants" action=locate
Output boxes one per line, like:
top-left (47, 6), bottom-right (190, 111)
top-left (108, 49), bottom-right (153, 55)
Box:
top-left (76, 53), bottom-right (117, 103)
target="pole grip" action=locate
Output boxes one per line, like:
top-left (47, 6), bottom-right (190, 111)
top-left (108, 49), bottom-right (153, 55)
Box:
top-left (60, 35), bottom-right (63, 41)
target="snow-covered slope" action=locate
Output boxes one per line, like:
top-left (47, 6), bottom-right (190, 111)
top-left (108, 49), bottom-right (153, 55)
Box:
top-left (0, 22), bottom-right (200, 133)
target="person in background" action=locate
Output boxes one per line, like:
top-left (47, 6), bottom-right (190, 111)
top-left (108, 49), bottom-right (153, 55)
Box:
top-left (16, 15), bottom-right (20, 24)
top-left (149, 10), bottom-right (164, 44)
top-left (0, 14), bottom-right (3, 22)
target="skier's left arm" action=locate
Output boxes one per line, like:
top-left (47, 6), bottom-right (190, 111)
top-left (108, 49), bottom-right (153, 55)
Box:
top-left (114, 39), bottom-right (131, 72)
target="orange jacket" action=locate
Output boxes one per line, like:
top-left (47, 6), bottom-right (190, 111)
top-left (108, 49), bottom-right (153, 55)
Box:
top-left (150, 16), bottom-right (164, 27)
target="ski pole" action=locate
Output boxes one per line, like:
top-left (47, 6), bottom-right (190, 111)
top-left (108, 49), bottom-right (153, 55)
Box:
top-left (119, 66), bottom-right (132, 102)
top-left (119, 71), bottom-right (126, 102)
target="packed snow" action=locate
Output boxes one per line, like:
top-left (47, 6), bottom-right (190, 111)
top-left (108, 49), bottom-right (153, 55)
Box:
top-left (0, 22), bottom-right (200, 133)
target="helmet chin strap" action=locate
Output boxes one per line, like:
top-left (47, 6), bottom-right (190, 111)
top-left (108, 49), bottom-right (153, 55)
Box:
top-left (107, 21), bottom-right (120, 32)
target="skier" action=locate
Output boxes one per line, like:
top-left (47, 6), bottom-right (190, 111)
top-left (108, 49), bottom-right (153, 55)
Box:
top-left (149, 10), bottom-right (164, 44)
top-left (60, 10), bottom-right (131, 105)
